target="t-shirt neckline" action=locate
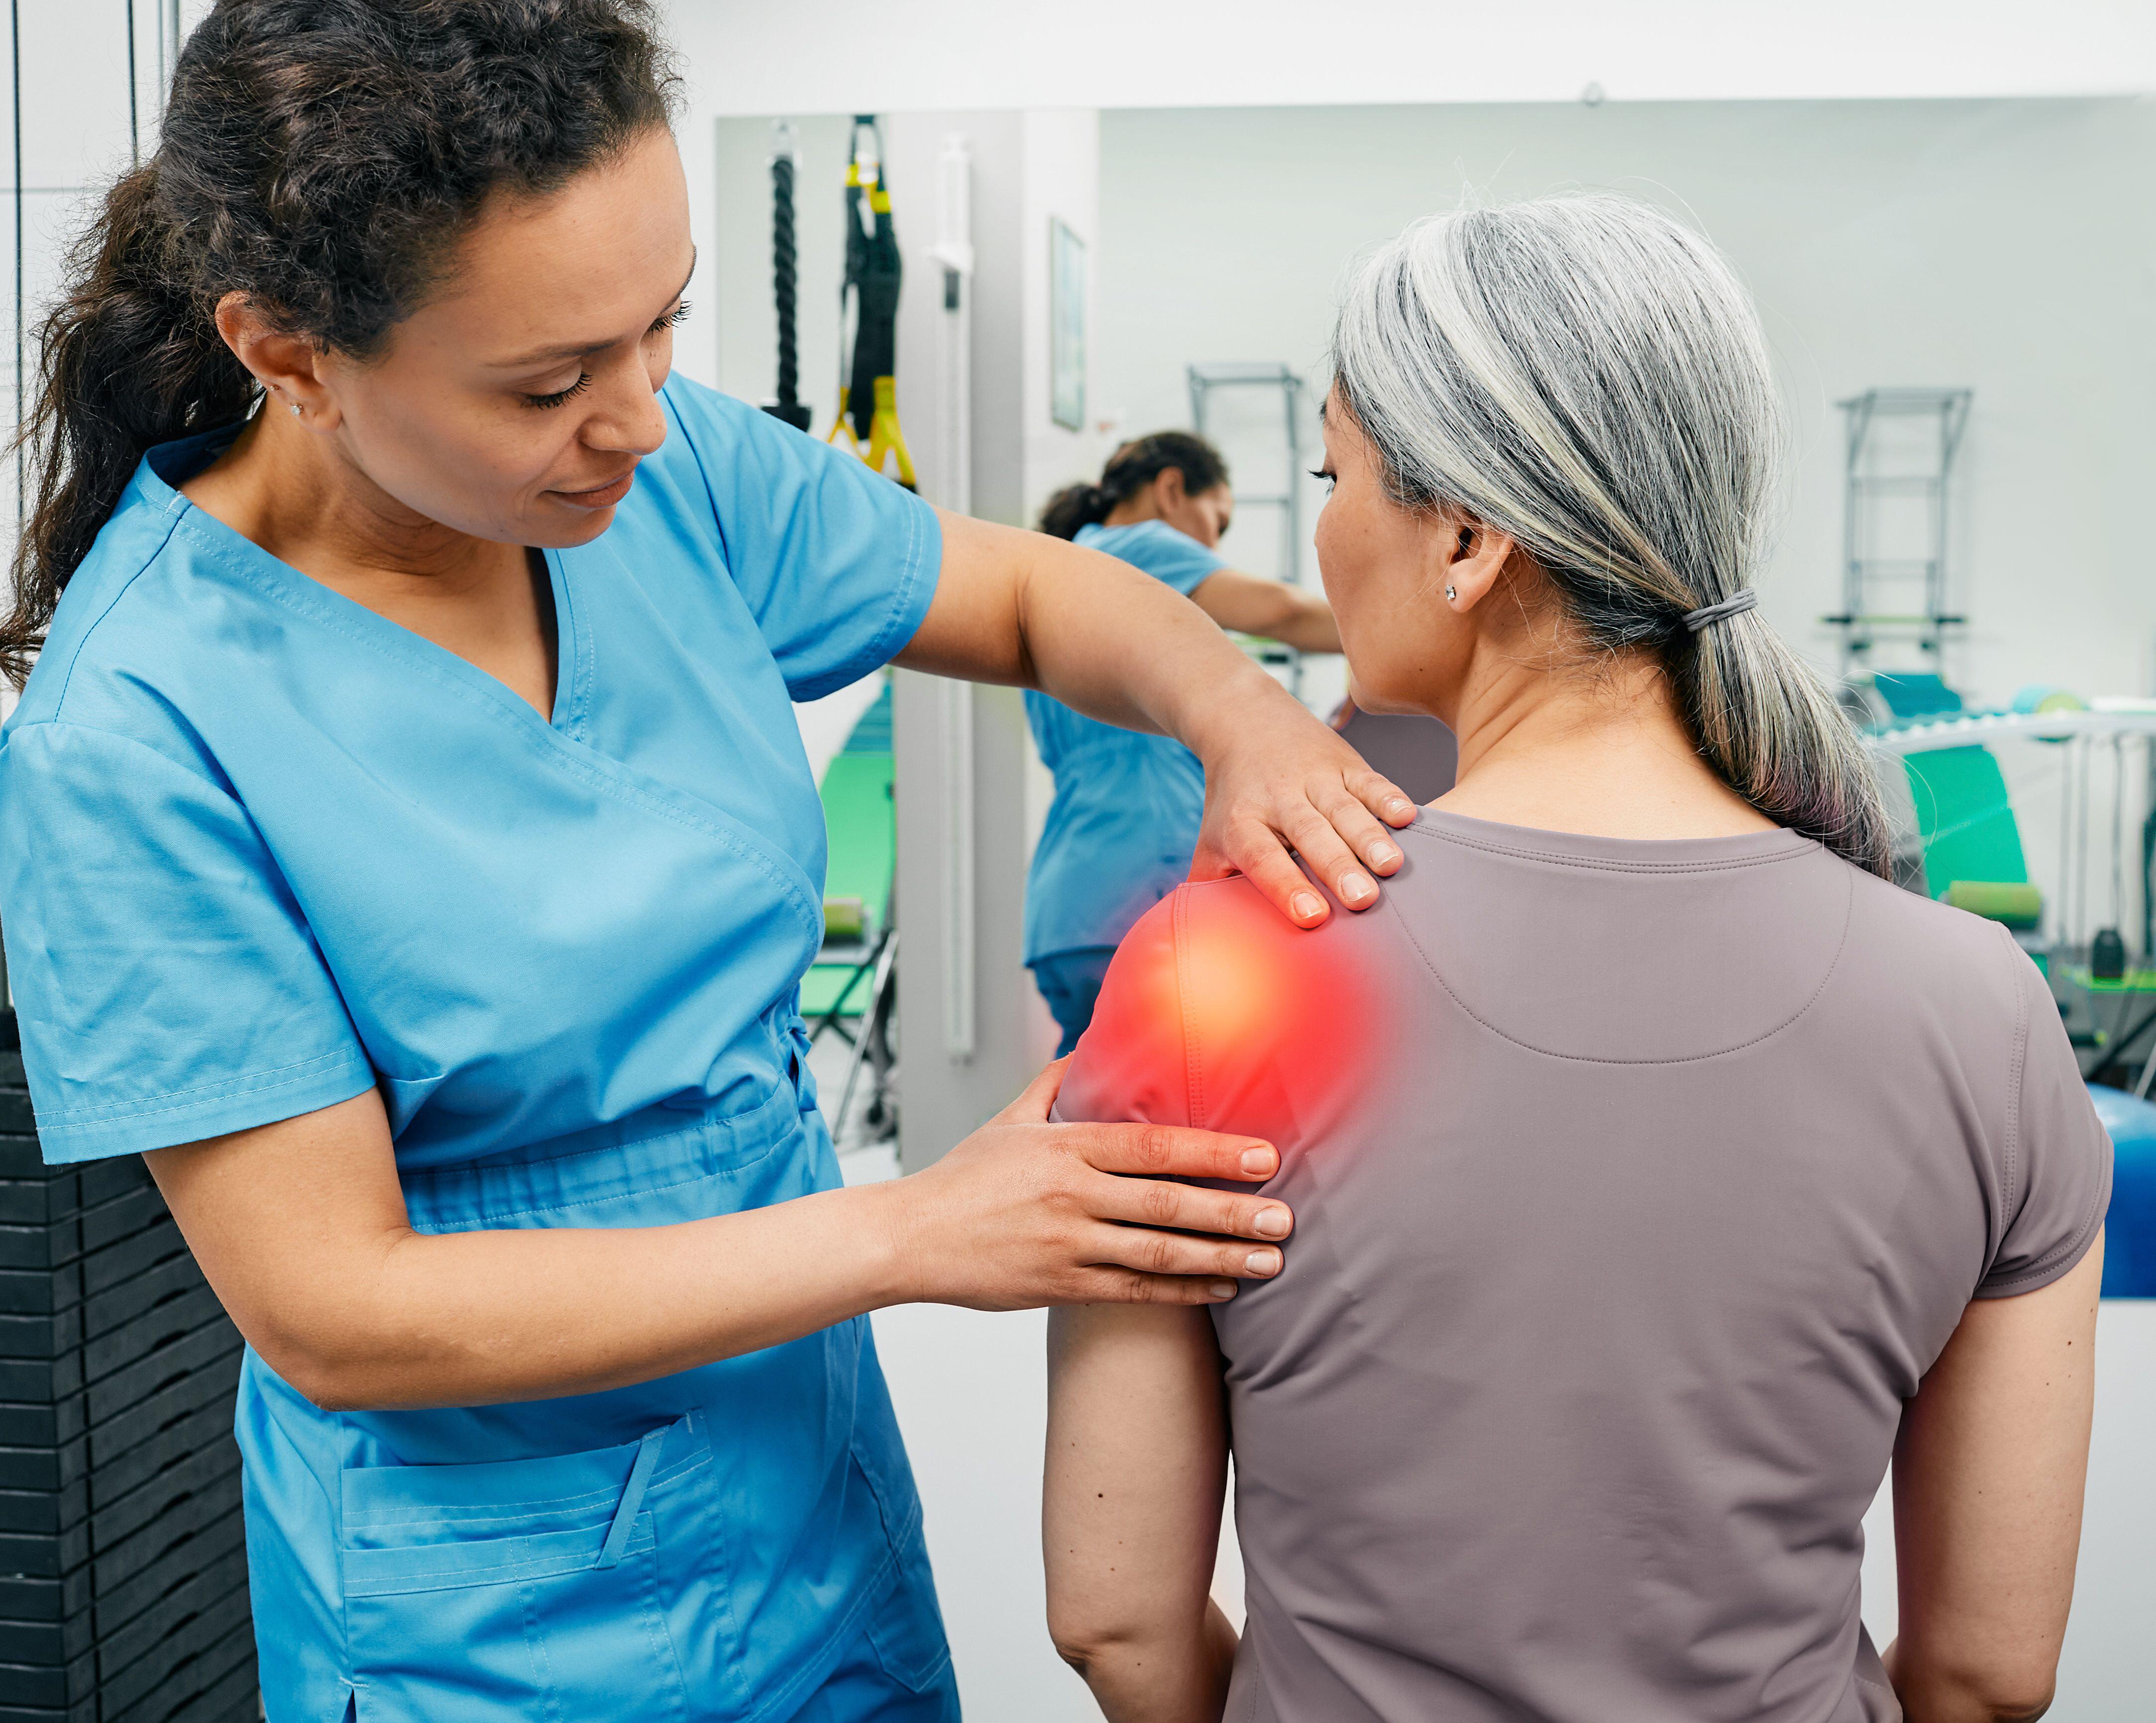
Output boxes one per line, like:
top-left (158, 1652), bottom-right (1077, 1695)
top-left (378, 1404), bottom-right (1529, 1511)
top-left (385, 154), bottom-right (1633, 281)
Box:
top-left (1410, 805), bottom-right (1819, 873)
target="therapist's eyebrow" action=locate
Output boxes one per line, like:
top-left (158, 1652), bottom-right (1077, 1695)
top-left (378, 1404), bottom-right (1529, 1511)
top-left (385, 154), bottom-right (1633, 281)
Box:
top-left (488, 252), bottom-right (697, 369)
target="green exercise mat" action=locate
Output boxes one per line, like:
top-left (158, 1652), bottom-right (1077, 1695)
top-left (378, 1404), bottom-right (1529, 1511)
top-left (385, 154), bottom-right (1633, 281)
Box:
top-left (801, 689), bottom-right (896, 1021)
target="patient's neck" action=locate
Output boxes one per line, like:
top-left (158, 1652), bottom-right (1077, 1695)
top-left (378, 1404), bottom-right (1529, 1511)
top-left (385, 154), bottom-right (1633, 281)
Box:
top-left (1427, 647), bottom-right (1779, 843)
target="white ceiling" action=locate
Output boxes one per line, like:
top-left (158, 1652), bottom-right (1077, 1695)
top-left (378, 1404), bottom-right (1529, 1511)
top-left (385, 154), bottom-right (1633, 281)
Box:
top-left (663, 0), bottom-right (2156, 114)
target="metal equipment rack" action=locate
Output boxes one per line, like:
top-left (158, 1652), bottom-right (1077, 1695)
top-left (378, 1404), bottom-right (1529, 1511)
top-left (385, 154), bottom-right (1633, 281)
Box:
top-left (1827, 387), bottom-right (1973, 679)
top-left (1187, 364), bottom-right (1311, 697)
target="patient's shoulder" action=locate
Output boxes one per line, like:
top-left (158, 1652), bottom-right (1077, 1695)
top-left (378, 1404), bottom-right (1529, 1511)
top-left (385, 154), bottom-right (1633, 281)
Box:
top-left (1058, 877), bottom-right (1390, 1139)
top-left (1055, 887), bottom-right (1194, 1128)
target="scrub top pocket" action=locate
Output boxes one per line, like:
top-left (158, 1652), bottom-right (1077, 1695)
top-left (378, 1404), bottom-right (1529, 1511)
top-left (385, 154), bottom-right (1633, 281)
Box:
top-left (341, 1417), bottom-right (730, 1723)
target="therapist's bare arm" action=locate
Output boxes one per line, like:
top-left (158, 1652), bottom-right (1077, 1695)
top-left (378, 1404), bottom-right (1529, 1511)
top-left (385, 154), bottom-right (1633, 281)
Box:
top-left (147, 1062), bottom-right (1292, 1413)
top-left (1045, 1303), bottom-right (1237, 1723)
top-left (1885, 1237), bottom-right (2102, 1723)
top-left (898, 509), bottom-right (1408, 927)
top-left (1189, 569), bottom-right (1341, 655)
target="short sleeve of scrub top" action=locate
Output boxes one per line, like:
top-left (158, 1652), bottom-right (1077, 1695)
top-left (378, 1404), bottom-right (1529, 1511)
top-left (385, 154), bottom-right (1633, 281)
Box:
top-left (660, 380), bottom-right (939, 701)
top-left (0, 722), bottom-right (378, 1160)
top-left (0, 377), bottom-right (940, 1164)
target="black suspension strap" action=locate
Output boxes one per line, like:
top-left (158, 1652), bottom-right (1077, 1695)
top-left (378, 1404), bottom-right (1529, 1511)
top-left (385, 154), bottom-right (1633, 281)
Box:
top-left (828, 116), bottom-right (916, 488)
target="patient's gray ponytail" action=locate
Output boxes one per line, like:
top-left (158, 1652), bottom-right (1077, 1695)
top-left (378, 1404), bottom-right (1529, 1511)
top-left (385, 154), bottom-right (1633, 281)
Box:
top-left (1330, 193), bottom-right (1890, 877)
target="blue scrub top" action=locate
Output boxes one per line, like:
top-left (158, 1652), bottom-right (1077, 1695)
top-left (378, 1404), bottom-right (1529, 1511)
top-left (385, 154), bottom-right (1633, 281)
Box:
top-left (0, 378), bottom-right (956, 1720)
top-left (1023, 520), bottom-right (1228, 963)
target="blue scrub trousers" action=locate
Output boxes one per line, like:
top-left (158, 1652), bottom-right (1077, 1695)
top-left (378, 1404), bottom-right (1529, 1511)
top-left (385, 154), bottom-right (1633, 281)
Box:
top-left (332, 1621), bottom-right (962, 1723)
top-left (792, 1620), bottom-right (963, 1722)
top-left (1031, 947), bottom-right (1118, 1056)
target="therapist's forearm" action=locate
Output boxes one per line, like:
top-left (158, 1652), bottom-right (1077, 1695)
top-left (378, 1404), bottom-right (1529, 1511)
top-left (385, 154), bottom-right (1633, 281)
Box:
top-left (145, 1091), bottom-right (909, 1410)
top-left (150, 1080), bottom-right (1294, 1413)
top-left (339, 1189), bottom-right (911, 1409)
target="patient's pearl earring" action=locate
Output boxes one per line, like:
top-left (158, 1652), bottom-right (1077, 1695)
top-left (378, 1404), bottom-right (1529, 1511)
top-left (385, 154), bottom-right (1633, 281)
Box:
top-left (1445, 584), bottom-right (1457, 602)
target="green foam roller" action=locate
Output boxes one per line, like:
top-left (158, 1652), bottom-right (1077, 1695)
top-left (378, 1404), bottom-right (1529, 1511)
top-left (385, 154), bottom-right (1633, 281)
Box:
top-left (1942, 879), bottom-right (2043, 929)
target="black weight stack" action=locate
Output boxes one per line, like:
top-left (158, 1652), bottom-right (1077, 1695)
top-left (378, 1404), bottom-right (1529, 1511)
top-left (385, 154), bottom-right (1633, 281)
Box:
top-left (0, 1009), bottom-right (259, 1723)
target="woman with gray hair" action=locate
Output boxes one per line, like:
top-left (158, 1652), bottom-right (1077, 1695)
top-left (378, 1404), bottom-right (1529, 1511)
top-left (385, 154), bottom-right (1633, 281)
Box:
top-left (1041, 193), bottom-right (2107, 1723)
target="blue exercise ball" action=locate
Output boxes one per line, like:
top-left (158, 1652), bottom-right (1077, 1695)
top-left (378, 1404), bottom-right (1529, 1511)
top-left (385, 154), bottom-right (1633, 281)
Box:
top-left (2085, 1083), bottom-right (2156, 1296)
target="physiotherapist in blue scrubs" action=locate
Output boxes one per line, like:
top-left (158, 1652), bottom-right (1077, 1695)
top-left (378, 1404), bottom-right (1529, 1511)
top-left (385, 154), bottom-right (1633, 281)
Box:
top-left (0, 7), bottom-right (1414, 1722)
top-left (1029, 435), bottom-right (1343, 1053)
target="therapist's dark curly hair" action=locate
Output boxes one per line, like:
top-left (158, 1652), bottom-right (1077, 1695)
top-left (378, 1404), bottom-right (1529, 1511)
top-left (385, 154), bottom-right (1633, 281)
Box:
top-left (0, 0), bottom-right (678, 686)
top-left (1039, 432), bottom-right (1231, 540)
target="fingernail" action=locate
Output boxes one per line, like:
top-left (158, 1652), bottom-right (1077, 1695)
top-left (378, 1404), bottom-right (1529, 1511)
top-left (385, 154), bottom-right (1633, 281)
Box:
top-left (1254, 1206), bottom-right (1290, 1238)
top-left (1245, 1250), bottom-right (1281, 1277)
top-left (1240, 1145), bottom-right (1277, 1177)
top-left (1211, 1282), bottom-right (1239, 1299)
top-left (1387, 798), bottom-right (1415, 820)
top-left (1340, 872), bottom-right (1374, 903)
top-left (1370, 841), bottom-right (1400, 867)
top-left (1292, 891), bottom-right (1324, 920)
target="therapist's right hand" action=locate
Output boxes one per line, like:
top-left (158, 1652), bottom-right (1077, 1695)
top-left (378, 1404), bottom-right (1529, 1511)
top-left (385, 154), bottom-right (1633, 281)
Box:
top-left (880, 1058), bottom-right (1293, 1311)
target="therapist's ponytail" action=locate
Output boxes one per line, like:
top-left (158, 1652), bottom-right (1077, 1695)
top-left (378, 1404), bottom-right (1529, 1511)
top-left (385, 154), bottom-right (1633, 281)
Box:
top-left (1038, 431), bottom-right (1231, 540)
top-left (1, 0), bottom-right (680, 688)
top-left (1, 167), bottom-right (254, 685)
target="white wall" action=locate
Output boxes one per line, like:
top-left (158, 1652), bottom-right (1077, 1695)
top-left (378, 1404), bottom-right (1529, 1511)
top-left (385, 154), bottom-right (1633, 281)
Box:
top-left (660, 0), bottom-right (2156, 113)
top-left (1094, 96), bottom-right (2156, 711)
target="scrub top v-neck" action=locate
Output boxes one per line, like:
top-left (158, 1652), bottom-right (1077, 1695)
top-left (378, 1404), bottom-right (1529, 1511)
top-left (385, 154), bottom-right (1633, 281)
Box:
top-left (0, 376), bottom-right (956, 1720)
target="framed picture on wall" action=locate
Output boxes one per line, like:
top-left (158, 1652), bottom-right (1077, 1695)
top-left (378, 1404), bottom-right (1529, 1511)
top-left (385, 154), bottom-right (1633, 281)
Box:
top-left (1050, 218), bottom-right (1087, 432)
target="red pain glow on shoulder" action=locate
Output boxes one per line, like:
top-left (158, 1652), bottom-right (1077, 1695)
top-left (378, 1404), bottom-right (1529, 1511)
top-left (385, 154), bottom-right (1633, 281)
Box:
top-left (1110, 882), bottom-right (1387, 1144)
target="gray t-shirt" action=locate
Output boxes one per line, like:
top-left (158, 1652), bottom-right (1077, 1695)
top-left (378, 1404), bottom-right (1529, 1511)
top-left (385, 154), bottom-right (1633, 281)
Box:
top-left (1057, 811), bottom-right (2111, 1723)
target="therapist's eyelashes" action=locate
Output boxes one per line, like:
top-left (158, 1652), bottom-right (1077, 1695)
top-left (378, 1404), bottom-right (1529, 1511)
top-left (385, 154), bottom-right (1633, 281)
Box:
top-left (524, 305), bottom-right (691, 409)
top-left (524, 373), bottom-right (592, 410)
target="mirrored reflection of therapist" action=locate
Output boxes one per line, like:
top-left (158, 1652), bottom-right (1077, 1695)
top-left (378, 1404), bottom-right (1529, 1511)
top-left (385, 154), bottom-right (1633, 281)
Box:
top-left (1028, 434), bottom-right (1343, 1053)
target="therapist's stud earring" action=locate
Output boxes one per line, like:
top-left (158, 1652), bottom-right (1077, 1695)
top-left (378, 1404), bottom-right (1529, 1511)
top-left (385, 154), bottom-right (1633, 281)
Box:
top-left (289, 402), bottom-right (302, 418)
top-left (1445, 584), bottom-right (1457, 602)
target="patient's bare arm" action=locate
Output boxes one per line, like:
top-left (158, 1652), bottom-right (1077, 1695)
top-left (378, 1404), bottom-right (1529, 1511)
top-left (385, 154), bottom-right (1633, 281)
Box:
top-left (1886, 1237), bottom-right (2102, 1723)
top-left (1045, 1304), bottom-right (1239, 1723)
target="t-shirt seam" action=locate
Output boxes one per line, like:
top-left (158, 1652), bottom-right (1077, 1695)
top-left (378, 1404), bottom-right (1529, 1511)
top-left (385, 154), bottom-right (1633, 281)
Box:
top-left (37, 1047), bottom-right (375, 1131)
top-left (1, 714), bottom-right (232, 798)
top-left (1403, 819), bottom-right (1817, 875)
top-left (546, 549), bottom-right (593, 741)
top-left (1386, 861), bottom-right (1857, 1066)
top-left (45, 505), bottom-right (189, 722)
top-left (826, 487), bottom-right (935, 697)
top-left (1979, 1165), bottom-right (2108, 1294)
top-left (2002, 925), bottom-right (2031, 1225)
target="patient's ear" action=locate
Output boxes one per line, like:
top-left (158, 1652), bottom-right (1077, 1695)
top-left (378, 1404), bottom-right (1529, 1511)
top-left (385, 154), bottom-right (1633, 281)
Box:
top-left (1430, 512), bottom-right (1518, 614)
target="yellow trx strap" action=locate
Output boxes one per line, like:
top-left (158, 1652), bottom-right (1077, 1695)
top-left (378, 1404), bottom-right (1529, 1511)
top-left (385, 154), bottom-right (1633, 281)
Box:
top-left (828, 117), bottom-right (917, 490)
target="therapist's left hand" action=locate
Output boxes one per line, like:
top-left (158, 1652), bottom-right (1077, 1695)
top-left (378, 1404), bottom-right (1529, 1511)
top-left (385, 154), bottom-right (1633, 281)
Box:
top-left (1187, 685), bottom-right (1416, 928)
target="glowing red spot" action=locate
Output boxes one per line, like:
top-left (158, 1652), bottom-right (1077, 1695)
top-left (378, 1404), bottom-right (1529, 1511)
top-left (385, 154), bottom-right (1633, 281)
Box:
top-left (1060, 877), bottom-right (1390, 1155)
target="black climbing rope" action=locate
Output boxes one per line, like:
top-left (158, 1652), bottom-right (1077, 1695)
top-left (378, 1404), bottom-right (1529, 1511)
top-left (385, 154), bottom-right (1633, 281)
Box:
top-left (764, 125), bottom-right (812, 433)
